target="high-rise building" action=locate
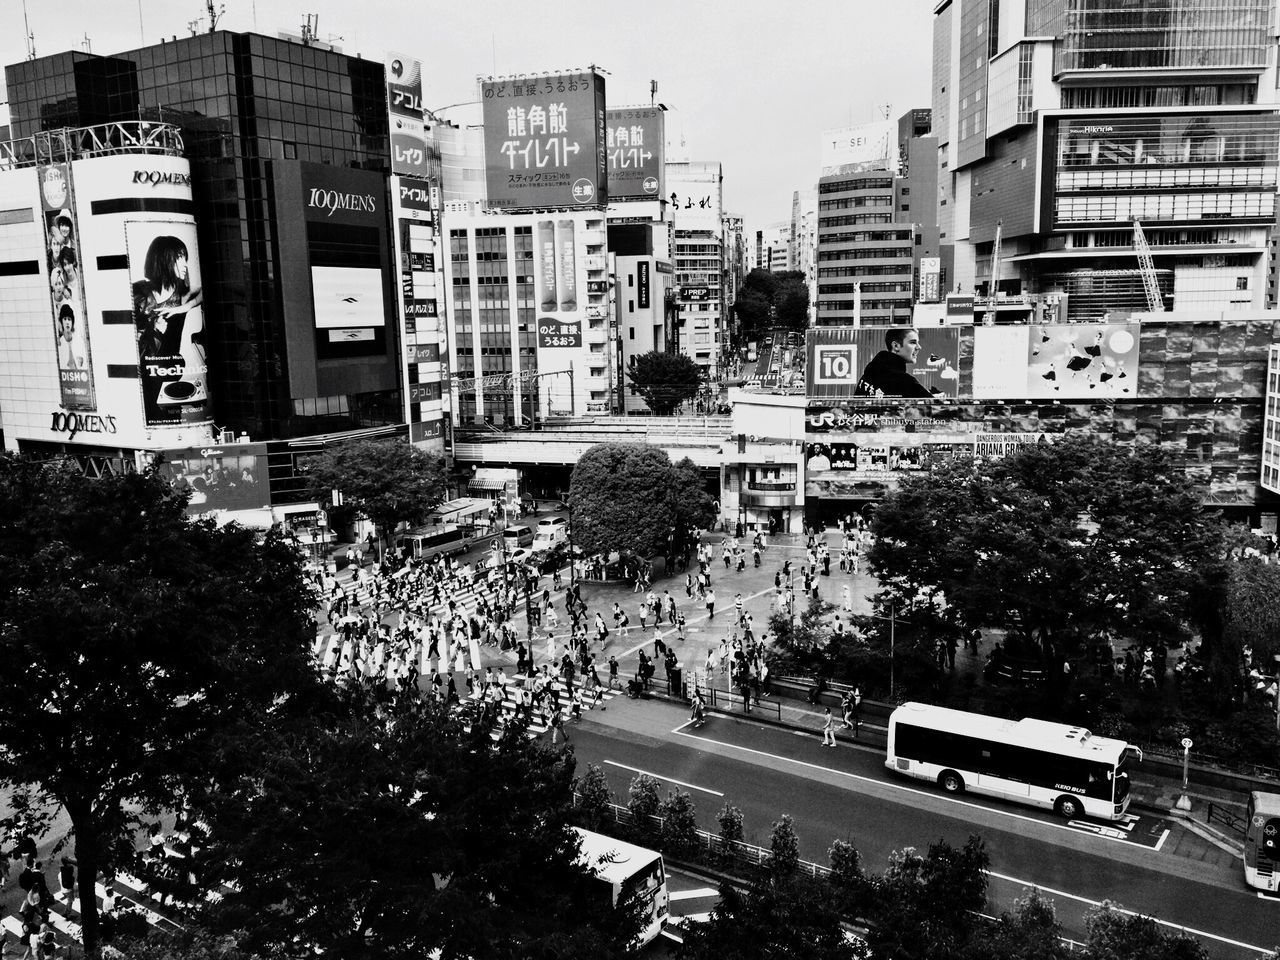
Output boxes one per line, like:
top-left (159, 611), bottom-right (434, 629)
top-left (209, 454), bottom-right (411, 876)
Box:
top-left (932, 0), bottom-right (1280, 320)
top-left (815, 171), bottom-right (915, 326)
top-left (443, 207), bottom-right (616, 424)
top-left (668, 160), bottom-right (725, 374)
top-left (3, 32), bottom-right (438, 511)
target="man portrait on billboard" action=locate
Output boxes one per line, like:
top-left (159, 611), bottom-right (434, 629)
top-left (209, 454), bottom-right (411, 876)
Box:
top-left (48, 211), bottom-right (74, 263)
top-left (56, 305), bottom-right (84, 370)
top-left (855, 328), bottom-right (943, 398)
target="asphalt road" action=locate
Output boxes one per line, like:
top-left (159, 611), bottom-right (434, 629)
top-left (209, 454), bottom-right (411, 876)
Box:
top-left (562, 698), bottom-right (1278, 959)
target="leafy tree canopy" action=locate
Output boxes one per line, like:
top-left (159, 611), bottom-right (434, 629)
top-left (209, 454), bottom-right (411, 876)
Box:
top-left (194, 687), bottom-right (642, 960)
top-left (0, 455), bottom-right (321, 956)
top-left (774, 278), bottom-right (811, 331)
top-left (568, 444), bottom-right (684, 561)
top-left (304, 437), bottom-right (447, 550)
top-left (867, 436), bottom-right (1219, 659)
top-left (734, 288), bottom-right (772, 337)
top-left (626, 350), bottom-right (705, 415)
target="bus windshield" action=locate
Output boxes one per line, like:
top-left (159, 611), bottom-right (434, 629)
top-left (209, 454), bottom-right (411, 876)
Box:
top-left (1114, 749), bottom-right (1136, 804)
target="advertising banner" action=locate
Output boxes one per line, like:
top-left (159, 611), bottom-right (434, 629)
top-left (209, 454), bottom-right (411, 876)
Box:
top-left (386, 53), bottom-right (428, 178)
top-left (39, 163), bottom-right (96, 410)
top-left (482, 71), bottom-right (607, 209)
top-left (919, 256), bottom-right (941, 303)
top-left (125, 220), bottom-right (211, 428)
top-left (667, 164), bottom-right (723, 232)
top-left (156, 442), bottom-right (269, 514)
top-left (537, 318), bottom-right (582, 349)
top-left (945, 294), bottom-right (975, 323)
top-left (972, 323), bottom-right (1139, 399)
top-left (820, 120), bottom-right (896, 174)
top-left (311, 266), bottom-right (387, 329)
top-left (606, 106), bottom-right (664, 199)
top-left (535, 218), bottom-right (578, 314)
top-left (637, 260), bottom-right (650, 309)
top-left (806, 327), bottom-right (961, 400)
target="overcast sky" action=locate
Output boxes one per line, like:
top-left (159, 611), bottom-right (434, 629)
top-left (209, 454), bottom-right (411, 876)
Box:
top-left (2, 0), bottom-right (933, 232)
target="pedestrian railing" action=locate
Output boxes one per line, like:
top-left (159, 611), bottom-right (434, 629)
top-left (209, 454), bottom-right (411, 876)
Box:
top-left (1206, 801), bottom-right (1248, 837)
top-left (1144, 743), bottom-right (1280, 784)
top-left (706, 687), bottom-right (783, 723)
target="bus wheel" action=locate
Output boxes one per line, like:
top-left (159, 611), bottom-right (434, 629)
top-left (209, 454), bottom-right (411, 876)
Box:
top-left (939, 771), bottom-right (964, 794)
top-left (1055, 796), bottom-right (1082, 820)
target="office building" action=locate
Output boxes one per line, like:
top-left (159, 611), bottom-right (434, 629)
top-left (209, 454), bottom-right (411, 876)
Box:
top-left (668, 160), bottom-right (726, 373)
top-left (443, 206), bottom-right (615, 424)
top-left (932, 0), bottom-right (1280, 320)
top-left (3, 33), bottom-right (450, 512)
top-left (815, 171), bottom-right (915, 326)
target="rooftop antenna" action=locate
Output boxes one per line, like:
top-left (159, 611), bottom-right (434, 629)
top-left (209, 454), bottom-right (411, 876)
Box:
top-left (187, 19), bottom-right (201, 36)
top-left (650, 79), bottom-right (657, 107)
top-left (881, 102), bottom-right (893, 120)
top-left (21, 0), bottom-right (36, 60)
top-left (81, 33), bottom-right (92, 53)
top-left (300, 13), bottom-right (318, 45)
top-left (206, 0), bottom-right (225, 32)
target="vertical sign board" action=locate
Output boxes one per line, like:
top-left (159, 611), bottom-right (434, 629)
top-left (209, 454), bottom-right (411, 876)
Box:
top-left (606, 106), bottom-right (664, 200)
top-left (637, 260), bottom-right (651, 309)
top-left (126, 220), bottom-right (212, 427)
top-left (386, 53), bottom-right (428, 178)
top-left (39, 164), bottom-right (96, 410)
top-left (482, 71), bottom-right (608, 210)
top-left (919, 256), bottom-right (941, 303)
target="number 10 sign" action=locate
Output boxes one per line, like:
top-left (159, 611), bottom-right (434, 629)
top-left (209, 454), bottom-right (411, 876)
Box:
top-left (813, 344), bottom-right (858, 385)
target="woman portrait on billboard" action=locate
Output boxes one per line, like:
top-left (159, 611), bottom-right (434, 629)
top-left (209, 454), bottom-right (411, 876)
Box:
top-left (132, 234), bottom-right (206, 418)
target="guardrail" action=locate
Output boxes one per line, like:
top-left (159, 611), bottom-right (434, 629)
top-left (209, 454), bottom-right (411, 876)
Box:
top-left (1206, 801), bottom-right (1247, 837)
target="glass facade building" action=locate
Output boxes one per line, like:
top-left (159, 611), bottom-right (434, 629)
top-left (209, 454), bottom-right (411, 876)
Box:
top-left (5, 32), bottom-right (399, 446)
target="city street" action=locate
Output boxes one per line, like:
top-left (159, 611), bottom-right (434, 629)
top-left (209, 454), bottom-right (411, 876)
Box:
top-left (560, 694), bottom-right (1277, 959)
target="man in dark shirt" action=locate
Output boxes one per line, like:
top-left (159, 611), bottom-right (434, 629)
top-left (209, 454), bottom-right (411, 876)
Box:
top-left (856, 328), bottom-right (940, 398)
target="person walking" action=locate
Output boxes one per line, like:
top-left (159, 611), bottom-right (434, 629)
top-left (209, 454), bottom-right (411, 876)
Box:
top-left (822, 708), bottom-right (837, 747)
top-left (705, 587), bottom-right (716, 619)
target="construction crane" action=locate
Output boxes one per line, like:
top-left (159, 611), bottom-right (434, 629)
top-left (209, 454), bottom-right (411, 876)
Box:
top-left (1131, 218), bottom-right (1164, 313)
top-left (985, 219), bottom-right (1003, 326)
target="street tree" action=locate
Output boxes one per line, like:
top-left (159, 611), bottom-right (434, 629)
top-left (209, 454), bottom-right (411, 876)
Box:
top-left (733, 288), bottom-right (772, 336)
top-left (741, 267), bottom-right (780, 303)
top-left (304, 437), bottom-right (447, 556)
top-left (864, 837), bottom-right (990, 960)
top-left (0, 456), bottom-right (319, 957)
top-left (568, 444), bottom-right (680, 562)
top-left (671, 456), bottom-right (717, 551)
top-left (626, 350), bottom-right (705, 415)
top-left (961, 889), bottom-right (1071, 960)
top-left (195, 686), bottom-right (642, 960)
top-left (1081, 901), bottom-right (1210, 960)
top-left (675, 877), bottom-right (866, 960)
top-left (867, 436), bottom-right (1218, 660)
top-left (774, 277), bottom-right (810, 330)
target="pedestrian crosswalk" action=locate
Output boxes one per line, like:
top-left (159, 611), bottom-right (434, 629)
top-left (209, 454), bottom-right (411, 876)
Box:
top-left (459, 674), bottom-right (624, 741)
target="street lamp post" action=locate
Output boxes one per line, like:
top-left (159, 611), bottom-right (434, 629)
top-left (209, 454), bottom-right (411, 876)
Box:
top-left (1175, 737), bottom-right (1193, 812)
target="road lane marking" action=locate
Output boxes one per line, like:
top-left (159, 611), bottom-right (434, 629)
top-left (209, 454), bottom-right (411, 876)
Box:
top-left (673, 729), bottom-right (1167, 850)
top-left (987, 870), bottom-right (1273, 955)
top-left (602, 759), bottom-right (724, 796)
top-left (1154, 828), bottom-right (1168, 852)
top-left (669, 888), bottom-right (719, 901)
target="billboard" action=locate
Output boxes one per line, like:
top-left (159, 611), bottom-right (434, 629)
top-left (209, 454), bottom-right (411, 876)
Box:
top-left (606, 106), bottom-right (664, 199)
top-left (385, 53), bottom-right (428, 177)
top-left (156, 442), bottom-right (270, 515)
top-left (667, 163), bottom-right (723, 232)
top-left (39, 163), bottom-right (96, 410)
top-left (536, 218), bottom-right (578, 313)
top-left (820, 120), bottom-right (896, 173)
top-left (806, 327), bottom-right (960, 400)
top-left (311, 266), bottom-right (387, 330)
top-left (919, 257), bottom-right (941, 303)
top-left (482, 71), bottom-right (607, 209)
top-left (125, 220), bottom-right (211, 428)
top-left (637, 260), bottom-right (651, 309)
top-left (972, 323), bottom-right (1139, 399)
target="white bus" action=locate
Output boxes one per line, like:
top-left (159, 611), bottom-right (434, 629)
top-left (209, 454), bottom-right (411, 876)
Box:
top-left (886, 702), bottom-right (1142, 821)
top-left (572, 827), bottom-right (669, 947)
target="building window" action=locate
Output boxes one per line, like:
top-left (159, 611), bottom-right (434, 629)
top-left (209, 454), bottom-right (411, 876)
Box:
top-left (1237, 276), bottom-right (1249, 290)
top-left (629, 328), bottom-right (635, 339)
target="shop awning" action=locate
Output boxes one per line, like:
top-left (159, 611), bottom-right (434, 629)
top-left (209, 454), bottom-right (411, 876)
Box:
top-left (468, 468), bottom-right (518, 492)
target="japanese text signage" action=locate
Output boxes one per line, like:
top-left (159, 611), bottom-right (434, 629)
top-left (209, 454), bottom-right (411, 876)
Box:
top-left (482, 71), bottom-right (608, 209)
top-left (537, 318), bottom-right (582, 349)
top-left (606, 106), bottom-right (664, 199)
top-left (385, 53), bottom-right (428, 178)
top-left (637, 260), bottom-right (651, 309)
